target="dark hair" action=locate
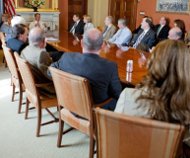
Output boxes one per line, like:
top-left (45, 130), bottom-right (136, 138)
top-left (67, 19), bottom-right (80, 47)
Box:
top-left (74, 13), bottom-right (80, 18)
top-left (145, 17), bottom-right (154, 28)
top-left (13, 24), bottom-right (27, 39)
top-left (174, 19), bottom-right (186, 39)
top-left (34, 13), bottom-right (40, 17)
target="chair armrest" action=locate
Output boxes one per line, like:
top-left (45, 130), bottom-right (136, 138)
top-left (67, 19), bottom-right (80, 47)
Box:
top-left (35, 82), bottom-right (53, 88)
top-left (94, 98), bottom-right (112, 108)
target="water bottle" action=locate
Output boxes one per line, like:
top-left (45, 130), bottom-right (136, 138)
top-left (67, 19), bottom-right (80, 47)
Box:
top-left (126, 60), bottom-right (133, 72)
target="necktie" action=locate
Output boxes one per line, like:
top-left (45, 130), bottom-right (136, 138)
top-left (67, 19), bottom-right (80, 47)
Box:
top-left (157, 25), bottom-right (162, 36)
top-left (133, 31), bottom-right (146, 48)
top-left (70, 22), bottom-right (77, 34)
top-left (103, 26), bottom-right (109, 37)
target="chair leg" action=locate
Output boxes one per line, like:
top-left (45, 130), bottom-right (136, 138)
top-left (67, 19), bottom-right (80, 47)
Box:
top-left (36, 107), bottom-right (42, 137)
top-left (25, 98), bottom-right (29, 119)
top-left (57, 119), bottom-right (64, 147)
top-left (18, 85), bottom-right (23, 114)
top-left (11, 84), bottom-right (15, 102)
top-left (89, 135), bottom-right (95, 158)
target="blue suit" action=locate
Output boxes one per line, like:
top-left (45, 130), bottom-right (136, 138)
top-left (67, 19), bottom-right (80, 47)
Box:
top-left (130, 28), bottom-right (156, 52)
top-left (7, 38), bottom-right (28, 54)
top-left (49, 53), bottom-right (122, 109)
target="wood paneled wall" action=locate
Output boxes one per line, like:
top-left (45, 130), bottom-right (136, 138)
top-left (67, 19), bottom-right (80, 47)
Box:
top-left (88, 0), bottom-right (109, 28)
top-left (58, 0), bottom-right (87, 34)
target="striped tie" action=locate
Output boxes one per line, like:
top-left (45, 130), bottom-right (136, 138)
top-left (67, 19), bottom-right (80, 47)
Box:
top-left (133, 31), bottom-right (146, 48)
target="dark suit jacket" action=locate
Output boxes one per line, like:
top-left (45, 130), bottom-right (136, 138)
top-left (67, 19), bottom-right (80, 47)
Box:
top-left (130, 28), bottom-right (156, 52)
top-left (7, 38), bottom-right (28, 54)
top-left (50, 53), bottom-right (122, 104)
top-left (69, 20), bottom-right (85, 35)
top-left (155, 24), bottom-right (170, 42)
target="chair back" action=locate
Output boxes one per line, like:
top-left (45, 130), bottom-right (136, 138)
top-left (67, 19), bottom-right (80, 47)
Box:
top-left (14, 53), bottom-right (39, 105)
top-left (2, 45), bottom-right (19, 79)
top-left (94, 108), bottom-right (185, 158)
top-left (49, 67), bottom-right (93, 120)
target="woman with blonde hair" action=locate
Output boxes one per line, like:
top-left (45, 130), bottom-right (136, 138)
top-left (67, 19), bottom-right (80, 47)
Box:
top-left (83, 15), bottom-right (94, 33)
top-left (115, 39), bottom-right (190, 124)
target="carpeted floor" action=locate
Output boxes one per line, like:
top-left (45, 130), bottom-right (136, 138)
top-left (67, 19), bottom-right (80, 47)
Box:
top-left (0, 50), bottom-right (90, 158)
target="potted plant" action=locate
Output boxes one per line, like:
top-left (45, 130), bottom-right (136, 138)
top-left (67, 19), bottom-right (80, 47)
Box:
top-left (24, 0), bottom-right (45, 12)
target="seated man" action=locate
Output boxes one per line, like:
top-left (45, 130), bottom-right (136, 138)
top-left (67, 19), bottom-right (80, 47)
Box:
top-left (20, 27), bottom-right (55, 95)
top-left (130, 17), bottom-right (156, 52)
top-left (168, 27), bottom-right (182, 41)
top-left (49, 28), bottom-right (122, 110)
top-left (154, 16), bottom-right (170, 42)
top-left (0, 14), bottom-right (12, 42)
top-left (102, 16), bottom-right (116, 41)
top-left (108, 18), bottom-right (132, 46)
top-left (69, 13), bottom-right (85, 35)
top-left (7, 24), bottom-right (28, 54)
top-left (29, 13), bottom-right (47, 31)
top-left (1, 15), bottom-right (26, 42)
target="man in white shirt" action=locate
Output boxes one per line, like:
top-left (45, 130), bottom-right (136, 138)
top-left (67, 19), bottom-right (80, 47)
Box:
top-left (29, 13), bottom-right (47, 31)
top-left (108, 18), bottom-right (132, 46)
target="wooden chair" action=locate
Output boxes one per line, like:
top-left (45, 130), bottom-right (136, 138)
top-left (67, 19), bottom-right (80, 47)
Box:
top-left (2, 45), bottom-right (24, 113)
top-left (0, 32), bottom-right (7, 67)
top-left (49, 67), bottom-right (111, 158)
top-left (94, 108), bottom-right (185, 158)
top-left (14, 53), bottom-right (58, 137)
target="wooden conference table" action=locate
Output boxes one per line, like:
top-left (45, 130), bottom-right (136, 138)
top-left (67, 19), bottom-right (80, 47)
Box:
top-left (47, 31), bottom-right (149, 87)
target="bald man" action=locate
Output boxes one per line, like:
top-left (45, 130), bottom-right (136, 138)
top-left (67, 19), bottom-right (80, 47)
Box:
top-left (49, 28), bottom-right (122, 110)
top-left (168, 27), bottom-right (182, 40)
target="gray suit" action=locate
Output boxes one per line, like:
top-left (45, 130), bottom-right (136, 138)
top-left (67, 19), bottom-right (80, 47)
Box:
top-left (21, 45), bottom-right (55, 95)
top-left (103, 24), bottom-right (117, 41)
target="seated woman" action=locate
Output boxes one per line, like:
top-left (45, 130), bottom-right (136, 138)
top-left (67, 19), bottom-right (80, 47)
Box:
top-left (174, 19), bottom-right (186, 40)
top-left (115, 39), bottom-right (190, 125)
top-left (83, 15), bottom-right (94, 33)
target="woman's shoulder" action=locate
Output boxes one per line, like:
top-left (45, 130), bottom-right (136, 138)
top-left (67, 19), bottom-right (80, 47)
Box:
top-left (115, 87), bottom-right (150, 117)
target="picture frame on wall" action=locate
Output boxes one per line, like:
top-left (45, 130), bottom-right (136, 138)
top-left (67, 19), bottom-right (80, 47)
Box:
top-left (156, 0), bottom-right (189, 13)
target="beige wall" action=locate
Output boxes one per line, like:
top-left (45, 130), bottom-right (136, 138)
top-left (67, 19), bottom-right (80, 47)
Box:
top-left (88, 0), bottom-right (109, 28)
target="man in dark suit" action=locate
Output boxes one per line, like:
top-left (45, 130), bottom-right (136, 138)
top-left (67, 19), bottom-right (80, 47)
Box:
top-left (69, 13), bottom-right (85, 35)
top-left (7, 24), bottom-right (28, 54)
top-left (49, 28), bottom-right (122, 110)
top-left (154, 17), bottom-right (170, 43)
top-left (130, 17), bottom-right (156, 52)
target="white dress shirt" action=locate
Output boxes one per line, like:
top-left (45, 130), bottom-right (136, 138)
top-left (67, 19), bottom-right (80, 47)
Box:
top-left (70, 20), bottom-right (80, 34)
top-left (108, 27), bottom-right (132, 45)
top-left (29, 20), bottom-right (47, 31)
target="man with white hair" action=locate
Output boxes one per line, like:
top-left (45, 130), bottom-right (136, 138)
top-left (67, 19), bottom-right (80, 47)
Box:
top-left (49, 28), bottom-right (122, 110)
top-left (168, 27), bottom-right (182, 40)
top-left (20, 27), bottom-right (56, 96)
top-left (11, 15), bottom-right (26, 27)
